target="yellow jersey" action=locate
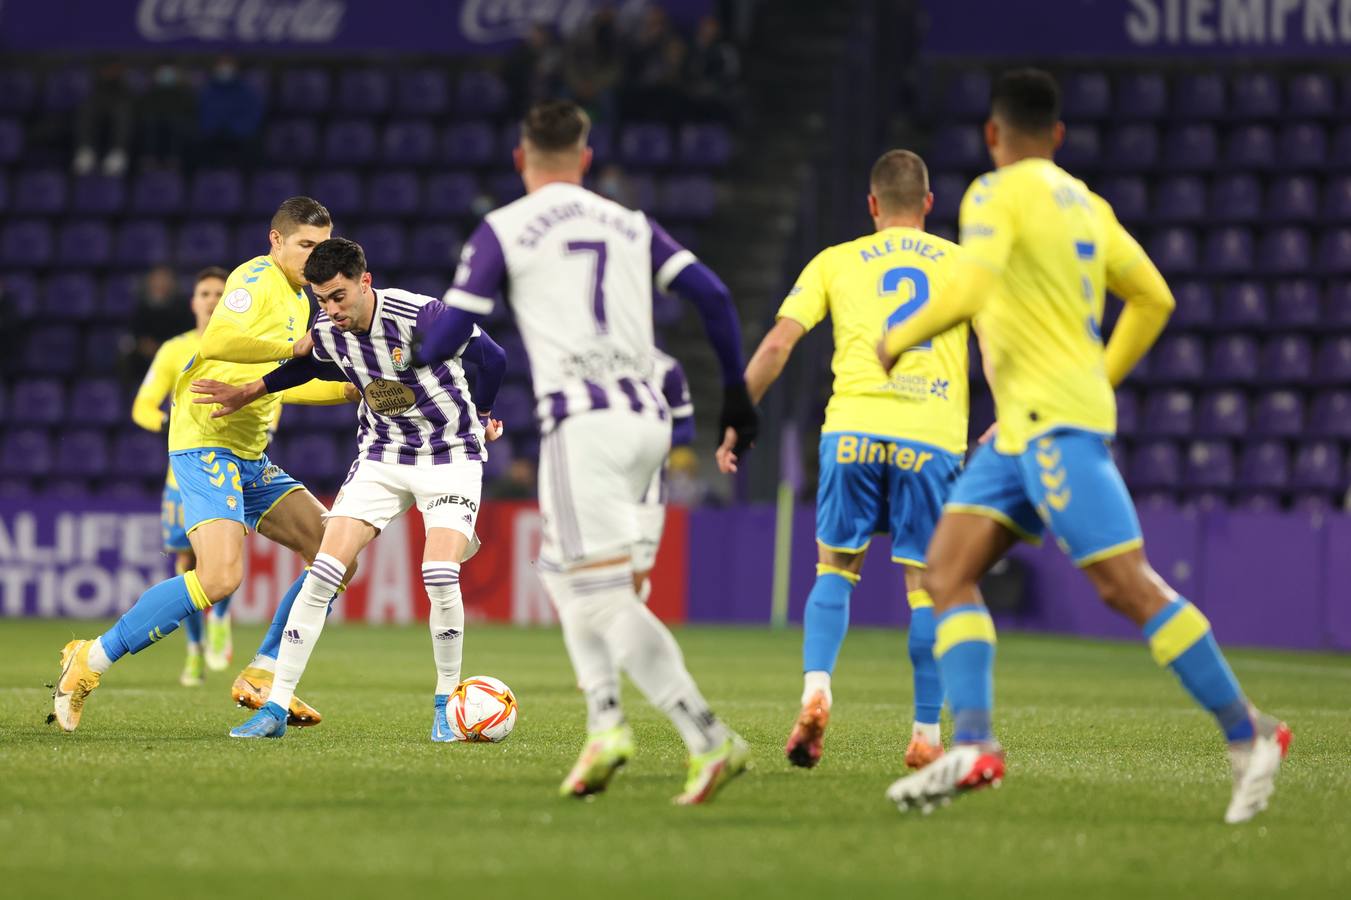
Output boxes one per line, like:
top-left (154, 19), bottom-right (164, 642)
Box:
top-left (777, 226), bottom-right (969, 454)
top-left (958, 158), bottom-right (1147, 455)
top-left (133, 329), bottom-right (200, 488)
top-left (168, 255), bottom-right (312, 459)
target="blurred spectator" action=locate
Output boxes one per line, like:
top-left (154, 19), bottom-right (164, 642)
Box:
top-left (667, 446), bottom-right (713, 506)
top-left (507, 24), bottom-right (565, 112)
top-left (686, 15), bottom-right (742, 120)
top-left (494, 458), bottom-right (538, 500)
top-left (622, 6), bottom-right (689, 120)
top-left (196, 56), bottom-right (263, 165)
top-left (563, 8), bottom-right (624, 122)
top-left (73, 63), bottom-right (133, 176)
top-left (140, 64), bottom-right (196, 169)
top-left (120, 265), bottom-right (193, 386)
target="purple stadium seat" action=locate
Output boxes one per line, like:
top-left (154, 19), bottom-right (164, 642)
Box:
top-left (1063, 72), bottom-right (1111, 119)
top-left (1288, 73), bottom-right (1335, 117)
top-left (9, 377), bottom-right (65, 423)
top-left (1141, 389), bottom-right (1194, 436)
top-left (620, 123), bottom-right (674, 168)
top-left (265, 119), bottom-right (319, 162)
top-left (1129, 440), bottom-right (1182, 489)
top-left (929, 173), bottom-right (967, 223)
top-left (308, 170), bottom-right (362, 215)
top-left (930, 125), bottom-right (986, 170)
top-left (1271, 280), bottom-right (1322, 328)
top-left (350, 223), bottom-right (405, 269)
top-left (1259, 228), bottom-right (1312, 274)
top-left (408, 223), bottom-right (461, 268)
top-left (1264, 175), bottom-right (1318, 223)
top-left (231, 224), bottom-right (267, 265)
top-left (1102, 124), bottom-right (1159, 170)
top-left (43, 66), bottom-right (89, 112)
top-left (1057, 125), bottom-right (1101, 170)
top-left (396, 68), bottom-right (449, 115)
top-left (0, 429), bottom-right (53, 477)
top-left (679, 123), bottom-right (733, 168)
top-left (1231, 73), bottom-right (1280, 119)
top-left (1238, 440), bottom-right (1290, 491)
top-left (1292, 442), bottom-right (1344, 492)
top-left (1174, 73), bottom-right (1227, 119)
top-left (0, 70), bottom-right (37, 113)
top-left (382, 120), bottom-right (437, 165)
top-left (488, 173), bottom-right (525, 205)
top-left (367, 171), bottom-right (421, 216)
top-left (56, 221), bottom-right (113, 266)
top-left (662, 175), bottom-right (717, 220)
top-left (190, 169), bottom-right (244, 214)
top-left (1262, 335), bottom-right (1313, 382)
top-left (1204, 228), bottom-right (1254, 274)
top-left (277, 434), bottom-right (343, 488)
top-left (1149, 334), bottom-right (1205, 382)
top-left (398, 273), bottom-right (447, 301)
top-left (114, 220), bottom-right (171, 268)
top-left (4, 271), bottom-right (40, 319)
top-left (1209, 335), bottom-right (1260, 382)
top-left (277, 67), bottom-right (330, 112)
top-left (1097, 176), bottom-right (1146, 222)
top-left (1146, 228), bottom-right (1197, 274)
top-left (99, 272), bottom-right (139, 319)
top-left (130, 169), bottom-right (184, 214)
top-left (424, 173), bottom-right (477, 218)
top-left (442, 121), bottom-right (496, 166)
top-left (55, 430), bottom-right (110, 477)
top-left (455, 71), bottom-right (508, 117)
top-left (0, 117), bottom-right (23, 163)
top-left (249, 170), bottom-right (303, 216)
top-left (1311, 390), bottom-right (1351, 438)
top-left (82, 329), bottom-right (119, 373)
top-left (1185, 440), bottom-right (1236, 490)
top-left (1153, 176), bottom-right (1205, 223)
top-left (1162, 124), bottom-right (1217, 171)
top-left (176, 222), bottom-right (229, 267)
top-left (338, 69), bottom-right (391, 115)
top-left (1253, 389), bottom-right (1305, 436)
top-left (113, 431), bottom-right (168, 479)
top-left (1316, 228), bottom-right (1351, 273)
top-left (1323, 282), bottom-right (1351, 328)
top-left (1196, 389), bottom-right (1248, 437)
top-left (1314, 336), bottom-right (1351, 382)
top-left (1322, 176), bottom-right (1351, 222)
top-left (44, 273), bottom-right (99, 320)
top-left (1224, 125), bottom-right (1276, 170)
top-left (70, 174), bottom-right (125, 214)
top-left (322, 120), bottom-right (377, 165)
top-left (1169, 281), bottom-right (1213, 330)
top-left (1210, 174), bottom-right (1261, 222)
top-left (2, 220), bottom-right (54, 265)
top-left (14, 168), bottom-right (67, 214)
top-left (1331, 124), bottom-right (1351, 169)
top-left (492, 384), bottom-right (535, 430)
top-left (1233, 492), bottom-right (1283, 512)
top-left (22, 326), bottom-right (80, 374)
top-left (1278, 122), bottom-right (1327, 169)
top-left (68, 378), bottom-right (123, 425)
top-left (942, 71), bottom-right (990, 119)
top-left (589, 123), bottom-right (615, 166)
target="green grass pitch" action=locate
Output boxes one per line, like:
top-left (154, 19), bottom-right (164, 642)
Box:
top-left (1, 619), bottom-right (1348, 899)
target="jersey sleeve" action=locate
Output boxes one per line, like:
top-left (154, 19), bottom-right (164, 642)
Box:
top-left (958, 173), bottom-right (1016, 273)
top-left (1095, 195), bottom-right (1149, 289)
top-left (443, 221), bottom-right (507, 316)
top-left (278, 380), bottom-right (353, 406)
top-left (776, 249), bottom-right (831, 331)
top-left (648, 215), bottom-right (697, 292)
top-left (130, 340), bottom-right (180, 432)
top-left (199, 271), bottom-right (295, 364)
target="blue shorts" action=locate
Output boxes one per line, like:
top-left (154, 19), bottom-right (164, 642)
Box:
top-left (168, 448), bottom-right (305, 536)
top-left (816, 432), bottom-right (963, 567)
top-left (161, 482), bottom-right (190, 552)
top-left (946, 428), bottom-right (1142, 566)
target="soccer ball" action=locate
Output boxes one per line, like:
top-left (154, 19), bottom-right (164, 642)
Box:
top-left (449, 675), bottom-right (518, 742)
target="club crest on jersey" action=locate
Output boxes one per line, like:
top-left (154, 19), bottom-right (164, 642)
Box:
top-left (226, 495), bottom-right (238, 510)
top-left (391, 346), bottom-right (410, 371)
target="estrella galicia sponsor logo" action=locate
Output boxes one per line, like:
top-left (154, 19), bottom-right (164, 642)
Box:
top-left (284, 628), bottom-right (303, 644)
top-left (425, 494), bottom-right (478, 513)
top-left (434, 628), bottom-right (462, 641)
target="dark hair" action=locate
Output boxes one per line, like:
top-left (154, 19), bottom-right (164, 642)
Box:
top-left (303, 237), bottom-right (367, 285)
top-left (990, 68), bottom-right (1061, 135)
top-left (271, 196), bottom-right (332, 236)
top-left (522, 99), bottom-right (591, 152)
top-left (194, 266), bottom-right (229, 284)
top-left (870, 149), bottom-right (929, 215)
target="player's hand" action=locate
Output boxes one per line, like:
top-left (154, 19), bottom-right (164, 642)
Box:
top-left (715, 431), bottom-right (740, 474)
top-left (877, 337), bottom-right (900, 372)
top-left (292, 332), bottom-right (314, 358)
top-left (191, 379), bottom-right (264, 418)
top-left (978, 423), bottom-right (998, 445)
top-left (717, 382), bottom-right (758, 464)
top-left (481, 414), bottom-right (504, 442)
top-left (343, 383), bottom-right (361, 403)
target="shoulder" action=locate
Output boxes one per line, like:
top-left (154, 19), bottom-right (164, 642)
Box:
top-left (961, 170), bottom-right (1004, 207)
top-left (1086, 188), bottom-right (1119, 225)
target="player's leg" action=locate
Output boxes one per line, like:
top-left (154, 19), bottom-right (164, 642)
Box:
top-left (176, 551), bottom-right (206, 687)
top-left (631, 462), bottom-right (667, 602)
top-left (204, 590), bottom-right (233, 673)
top-left (1031, 431), bottom-right (1291, 822)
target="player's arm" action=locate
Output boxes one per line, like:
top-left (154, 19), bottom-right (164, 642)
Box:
top-left (458, 326), bottom-right (507, 417)
top-left (415, 222), bottom-right (507, 365)
top-left (745, 250), bottom-right (829, 403)
top-left (661, 355), bottom-right (696, 446)
top-left (1100, 209), bottom-right (1175, 387)
top-left (277, 379), bottom-right (358, 406)
top-left (197, 278), bottom-right (305, 364)
top-left (130, 341), bottom-right (179, 432)
top-left (191, 346), bottom-right (347, 418)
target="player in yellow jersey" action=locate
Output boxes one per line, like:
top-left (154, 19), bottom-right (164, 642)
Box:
top-left (877, 70), bottom-right (1289, 824)
top-left (52, 197), bottom-right (359, 734)
top-left (717, 150), bottom-right (966, 771)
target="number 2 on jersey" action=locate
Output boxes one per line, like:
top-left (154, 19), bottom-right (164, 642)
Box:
top-left (565, 240), bottom-right (609, 335)
top-left (880, 266), bottom-right (932, 351)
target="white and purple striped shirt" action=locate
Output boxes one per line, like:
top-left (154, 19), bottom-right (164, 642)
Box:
top-left (310, 288), bottom-right (486, 466)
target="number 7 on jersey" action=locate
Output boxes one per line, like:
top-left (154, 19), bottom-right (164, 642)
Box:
top-left (565, 240), bottom-right (609, 335)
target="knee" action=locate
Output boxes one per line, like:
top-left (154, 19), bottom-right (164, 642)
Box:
top-left (920, 565), bottom-right (965, 609)
top-left (1093, 569), bottom-right (1164, 624)
top-left (194, 560), bottom-right (242, 601)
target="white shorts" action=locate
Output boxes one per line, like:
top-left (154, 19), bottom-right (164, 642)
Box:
top-left (538, 409), bottom-right (671, 568)
top-left (328, 457), bottom-right (482, 541)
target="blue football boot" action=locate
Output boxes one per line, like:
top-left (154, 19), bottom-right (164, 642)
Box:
top-left (230, 701), bottom-right (288, 739)
top-left (431, 694), bottom-right (460, 743)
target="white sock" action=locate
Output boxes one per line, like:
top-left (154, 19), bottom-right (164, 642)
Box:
top-left (803, 670), bottom-right (832, 706)
top-left (540, 567), bottom-right (624, 733)
top-left (423, 562), bottom-right (464, 696)
top-left (89, 638), bottom-right (113, 674)
top-left (268, 553), bottom-right (343, 712)
top-left (248, 655), bottom-right (276, 673)
top-left (562, 562), bottom-right (728, 755)
top-left (912, 721), bottom-right (940, 744)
